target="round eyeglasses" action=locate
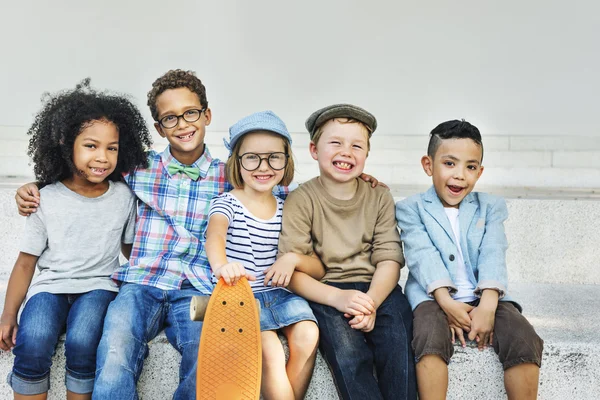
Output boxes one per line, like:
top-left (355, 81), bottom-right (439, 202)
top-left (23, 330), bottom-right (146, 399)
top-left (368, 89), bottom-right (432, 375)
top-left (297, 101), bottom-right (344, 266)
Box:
top-left (158, 108), bottom-right (206, 129)
top-left (238, 152), bottom-right (289, 171)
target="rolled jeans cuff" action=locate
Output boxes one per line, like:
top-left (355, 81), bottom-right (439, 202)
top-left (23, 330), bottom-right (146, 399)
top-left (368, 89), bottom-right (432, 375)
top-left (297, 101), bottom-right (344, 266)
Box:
top-left (66, 371), bottom-right (94, 394)
top-left (7, 371), bottom-right (50, 395)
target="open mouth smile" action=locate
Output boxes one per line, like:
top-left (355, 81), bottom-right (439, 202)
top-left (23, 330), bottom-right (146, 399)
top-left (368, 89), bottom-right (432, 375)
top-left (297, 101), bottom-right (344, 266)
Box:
top-left (333, 161), bottom-right (353, 171)
top-left (90, 167), bottom-right (108, 176)
top-left (448, 185), bottom-right (466, 194)
top-left (176, 131), bottom-right (196, 142)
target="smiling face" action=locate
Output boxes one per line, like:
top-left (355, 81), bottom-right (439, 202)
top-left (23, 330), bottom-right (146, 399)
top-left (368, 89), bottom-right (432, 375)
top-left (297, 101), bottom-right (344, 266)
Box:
top-left (154, 87), bottom-right (212, 165)
top-left (422, 137), bottom-right (484, 208)
top-left (309, 118), bottom-right (369, 186)
top-left (70, 119), bottom-right (119, 187)
top-left (237, 131), bottom-right (287, 195)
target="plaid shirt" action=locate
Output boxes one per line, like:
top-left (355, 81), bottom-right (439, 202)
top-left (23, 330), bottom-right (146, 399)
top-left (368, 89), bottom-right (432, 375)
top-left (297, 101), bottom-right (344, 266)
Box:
top-left (112, 146), bottom-right (288, 294)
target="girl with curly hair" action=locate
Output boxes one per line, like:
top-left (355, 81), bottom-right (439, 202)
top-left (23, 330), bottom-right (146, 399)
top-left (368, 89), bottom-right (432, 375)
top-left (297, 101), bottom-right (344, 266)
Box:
top-left (0, 80), bottom-right (152, 400)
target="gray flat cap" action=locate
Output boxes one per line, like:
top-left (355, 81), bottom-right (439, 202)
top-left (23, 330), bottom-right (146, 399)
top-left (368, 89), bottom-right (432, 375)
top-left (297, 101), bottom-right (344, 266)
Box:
top-left (305, 104), bottom-right (377, 139)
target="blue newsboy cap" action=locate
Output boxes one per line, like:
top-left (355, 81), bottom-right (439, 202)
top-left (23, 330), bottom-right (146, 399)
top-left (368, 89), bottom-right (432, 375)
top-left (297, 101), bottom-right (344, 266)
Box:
top-left (224, 110), bottom-right (292, 154)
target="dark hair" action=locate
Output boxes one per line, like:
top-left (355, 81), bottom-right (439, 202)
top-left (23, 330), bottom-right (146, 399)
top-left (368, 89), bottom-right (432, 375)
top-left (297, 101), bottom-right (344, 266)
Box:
top-left (27, 79), bottom-right (152, 186)
top-left (427, 119), bottom-right (484, 161)
top-left (147, 69), bottom-right (208, 121)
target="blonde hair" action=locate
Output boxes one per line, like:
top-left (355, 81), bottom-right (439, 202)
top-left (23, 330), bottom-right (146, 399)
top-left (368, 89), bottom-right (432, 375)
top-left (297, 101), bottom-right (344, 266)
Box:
top-left (225, 131), bottom-right (295, 189)
top-left (311, 117), bottom-right (372, 152)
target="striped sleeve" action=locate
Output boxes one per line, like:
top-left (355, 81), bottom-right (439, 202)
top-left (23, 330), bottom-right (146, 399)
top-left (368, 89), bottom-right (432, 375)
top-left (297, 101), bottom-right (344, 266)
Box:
top-left (209, 194), bottom-right (234, 222)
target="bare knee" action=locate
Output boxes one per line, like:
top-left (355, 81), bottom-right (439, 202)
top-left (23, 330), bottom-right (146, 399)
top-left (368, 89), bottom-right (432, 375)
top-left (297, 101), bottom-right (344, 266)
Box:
top-left (286, 321), bottom-right (319, 355)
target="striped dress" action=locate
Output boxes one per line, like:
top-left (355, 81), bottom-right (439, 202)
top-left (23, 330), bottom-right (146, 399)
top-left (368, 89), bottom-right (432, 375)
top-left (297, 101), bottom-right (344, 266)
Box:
top-left (208, 192), bottom-right (284, 292)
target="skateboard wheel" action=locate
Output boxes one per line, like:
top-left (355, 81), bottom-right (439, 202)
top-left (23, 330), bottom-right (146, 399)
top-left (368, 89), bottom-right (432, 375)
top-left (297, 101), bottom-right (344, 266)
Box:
top-left (255, 299), bottom-right (261, 317)
top-left (190, 296), bottom-right (210, 321)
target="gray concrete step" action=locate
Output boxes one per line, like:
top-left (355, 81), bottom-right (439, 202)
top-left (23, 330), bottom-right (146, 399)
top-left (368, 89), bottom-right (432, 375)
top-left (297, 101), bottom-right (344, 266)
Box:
top-left (0, 282), bottom-right (598, 399)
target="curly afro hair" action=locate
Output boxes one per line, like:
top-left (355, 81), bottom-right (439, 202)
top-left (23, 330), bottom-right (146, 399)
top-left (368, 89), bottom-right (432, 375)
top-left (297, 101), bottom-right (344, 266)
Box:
top-left (147, 69), bottom-right (208, 121)
top-left (27, 78), bottom-right (153, 186)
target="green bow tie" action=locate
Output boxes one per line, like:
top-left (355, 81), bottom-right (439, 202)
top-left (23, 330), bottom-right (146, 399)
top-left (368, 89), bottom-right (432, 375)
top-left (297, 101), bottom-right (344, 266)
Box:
top-left (167, 163), bottom-right (201, 180)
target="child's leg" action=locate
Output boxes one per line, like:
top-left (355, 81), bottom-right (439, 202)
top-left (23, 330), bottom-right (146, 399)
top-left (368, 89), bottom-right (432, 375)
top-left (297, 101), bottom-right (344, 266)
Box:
top-left (415, 355), bottom-right (447, 400)
top-left (261, 330), bottom-right (294, 400)
top-left (281, 320), bottom-right (320, 399)
top-left (365, 285), bottom-right (417, 400)
top-left (64, 290), bottom-right (117, 400)
top-left (308, 283), bottom-right (381, 400)
top-left (504, 363), bottom-right (540, 400)
top-left (94, 283), bottom-right (167, 399)
top-left (493, 302), bottom-right (543, 400)
top-left (162, 284), bottom-right (206, 400)
top-left (412, 300), bottom-right (454, 400)
top-left (10, 293), bottom-right (68, 399)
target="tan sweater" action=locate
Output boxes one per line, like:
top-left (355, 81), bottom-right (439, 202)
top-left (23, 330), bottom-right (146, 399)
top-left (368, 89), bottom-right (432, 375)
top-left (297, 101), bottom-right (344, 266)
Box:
top-left (278, 177), bottom-right (404, 283)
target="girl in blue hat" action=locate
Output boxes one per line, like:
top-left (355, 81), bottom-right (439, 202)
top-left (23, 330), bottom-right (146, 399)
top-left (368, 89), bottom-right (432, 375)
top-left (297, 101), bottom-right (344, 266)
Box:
top-left (205, 110), bottom-right (323, 400)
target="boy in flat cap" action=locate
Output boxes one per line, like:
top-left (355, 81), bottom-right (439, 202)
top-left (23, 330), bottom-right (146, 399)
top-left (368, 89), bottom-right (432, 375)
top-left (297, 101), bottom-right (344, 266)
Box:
top-left (278, 104), bottom-right (417, 400)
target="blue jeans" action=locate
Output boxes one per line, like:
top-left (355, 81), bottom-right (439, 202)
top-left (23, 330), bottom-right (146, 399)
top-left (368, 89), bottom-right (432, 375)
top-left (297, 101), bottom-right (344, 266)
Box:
top-left (93, 282), bottom-right (204, 400)
top-left (309, 283), bottom-right (417, 400)
top-left (9, 290), bottom-right (116, 395)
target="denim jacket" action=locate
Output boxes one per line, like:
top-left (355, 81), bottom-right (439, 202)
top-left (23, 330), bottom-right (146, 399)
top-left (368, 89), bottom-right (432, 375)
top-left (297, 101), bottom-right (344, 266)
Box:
top-left (396, 186), bottom-right (518, 310)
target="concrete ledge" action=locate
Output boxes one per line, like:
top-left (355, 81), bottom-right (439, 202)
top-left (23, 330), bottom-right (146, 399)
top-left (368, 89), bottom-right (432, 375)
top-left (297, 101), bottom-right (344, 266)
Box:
top-left (0, 283), bottom-right (598, 399)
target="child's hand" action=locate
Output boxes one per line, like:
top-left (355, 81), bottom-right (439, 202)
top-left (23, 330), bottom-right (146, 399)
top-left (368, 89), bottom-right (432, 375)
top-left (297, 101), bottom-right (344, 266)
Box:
top-left (213, 262), bottom-right (256, 286)
top-left (449, 323), bottom-right (468, 348)
top-left (263, 255), bottom-right (296, 287)
top-left (331, 289), bottom-right (375, 316)
top-left (440, 299), bottom-right (474, 332)
top-left (0, 314), bottom-right (18, 351)
top-left (468, 304), bottom-right (496, 350)
top-left (16, 183), bottom-right (40, 216)
top-left (347, 311), bottom-right (377, 332)
top-left (359, 173), bottom-right (388, 189)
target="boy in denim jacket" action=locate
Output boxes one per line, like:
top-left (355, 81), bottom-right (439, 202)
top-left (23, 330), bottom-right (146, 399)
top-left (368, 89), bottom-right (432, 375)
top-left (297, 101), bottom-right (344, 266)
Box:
top-left (395, 120), bottom-right (543, 400)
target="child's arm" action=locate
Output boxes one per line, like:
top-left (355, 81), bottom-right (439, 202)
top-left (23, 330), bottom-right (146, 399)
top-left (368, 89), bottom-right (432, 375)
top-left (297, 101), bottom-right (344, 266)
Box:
top-left (288, 272), bottom-right (375, 316)
top-left (121, 243), bottom-right (133, 260)
top-left (474, 197), bottom-right (509, 297)
top-left (120, 195), bottom-right (137, 261)
top-left (468, 289), bottom-right (499, 349)
top-left (396, 199), bottom-right (458, 296)
top-left (433, 287), bottom-right (474, 347)
top-left (347, 260), bottom-right (401, 332)
top-left (263, 253), bottom-right (325, 288)
top-left (205, 214), bottom-right (255, 285)
top-left (0, 252), bottom-right (38, 350)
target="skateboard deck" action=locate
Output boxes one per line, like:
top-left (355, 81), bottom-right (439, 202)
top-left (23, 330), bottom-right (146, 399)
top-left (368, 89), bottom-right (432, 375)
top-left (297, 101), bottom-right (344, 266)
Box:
top-left (191, 277), bottom-right (262, 400)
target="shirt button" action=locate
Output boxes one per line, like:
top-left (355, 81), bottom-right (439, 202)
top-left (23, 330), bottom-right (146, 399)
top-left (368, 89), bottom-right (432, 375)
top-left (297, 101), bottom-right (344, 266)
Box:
top-left (449, 254), bottom-right (455, 261)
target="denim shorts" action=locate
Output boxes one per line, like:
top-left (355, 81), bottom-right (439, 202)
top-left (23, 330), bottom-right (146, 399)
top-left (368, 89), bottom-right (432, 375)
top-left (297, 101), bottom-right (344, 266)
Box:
top-left (254, 288), bottom-right (317, 331)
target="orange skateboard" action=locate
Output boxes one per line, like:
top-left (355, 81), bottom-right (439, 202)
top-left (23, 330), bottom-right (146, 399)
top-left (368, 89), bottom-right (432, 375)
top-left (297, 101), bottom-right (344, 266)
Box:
top-left (190, 277), bottom-right (262, 400)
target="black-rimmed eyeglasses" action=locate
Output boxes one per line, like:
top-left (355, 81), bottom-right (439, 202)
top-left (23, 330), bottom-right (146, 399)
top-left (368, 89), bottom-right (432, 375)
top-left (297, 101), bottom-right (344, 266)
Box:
top-left (158, 108), bottom-right (206, 129)
top-left (238, 152), bottom-right (289, 171)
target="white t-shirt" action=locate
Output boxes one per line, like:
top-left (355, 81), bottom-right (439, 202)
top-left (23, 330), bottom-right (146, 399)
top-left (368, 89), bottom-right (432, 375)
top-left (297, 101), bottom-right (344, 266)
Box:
top-left (208, 192), bottom-right (284, 293)
top-left (444, 207), bottom-right (477, 302)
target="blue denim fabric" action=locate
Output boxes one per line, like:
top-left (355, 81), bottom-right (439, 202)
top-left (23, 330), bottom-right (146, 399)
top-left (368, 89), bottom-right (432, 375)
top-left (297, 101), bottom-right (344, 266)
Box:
top-left (9, 290), bottom-right (116, 395)
top-left (309, 283), bottom-right (417, 400)
top-left (93, 282), bottom-right (205, 400)
top-left (254, 288), bottom-right (317, 331)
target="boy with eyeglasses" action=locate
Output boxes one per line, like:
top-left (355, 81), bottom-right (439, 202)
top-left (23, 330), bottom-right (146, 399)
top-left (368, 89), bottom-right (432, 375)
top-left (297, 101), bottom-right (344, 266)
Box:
top-left (15, 69), bottom-right (280, 398)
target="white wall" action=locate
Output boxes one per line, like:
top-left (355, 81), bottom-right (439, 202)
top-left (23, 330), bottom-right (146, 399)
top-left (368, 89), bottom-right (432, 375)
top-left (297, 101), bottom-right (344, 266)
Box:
top-left (1, 0), bottom-right (599, 137)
